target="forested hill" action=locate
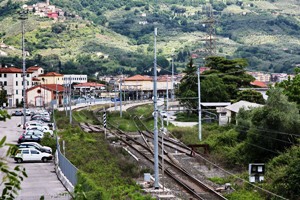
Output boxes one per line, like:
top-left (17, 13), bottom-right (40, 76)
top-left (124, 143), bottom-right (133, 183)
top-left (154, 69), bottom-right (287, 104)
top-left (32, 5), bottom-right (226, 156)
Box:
top-left (1, 0), bottom-right (300, 77)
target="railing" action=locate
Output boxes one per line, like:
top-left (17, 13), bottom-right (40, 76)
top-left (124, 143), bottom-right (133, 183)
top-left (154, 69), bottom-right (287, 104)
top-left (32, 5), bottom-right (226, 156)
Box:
top-left (56, 143), bottom-right (78, 187)
top-left (53, 112), bottom-right (78, 194)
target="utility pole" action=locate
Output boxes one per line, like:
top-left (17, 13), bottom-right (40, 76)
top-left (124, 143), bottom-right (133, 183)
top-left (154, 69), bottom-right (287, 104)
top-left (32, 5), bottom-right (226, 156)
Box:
top-left (197, 66), bottom-right (202, 141)
top-left (69, 77), bottom-right (72, 124)
top-left (120, 74), bottom-right (123, 118)
top-left (114, 81), bottom-right (116, 111)
top-left (19, 9), bottom-right (28, 127)
top-left (153, 27), bottom-right (159, 189)
top-left (166, 75), bottom-right (169, 126)
top-left (171, 54), bottom-right (175, 101)
top-left (160, 112), bottom-right (165, 191)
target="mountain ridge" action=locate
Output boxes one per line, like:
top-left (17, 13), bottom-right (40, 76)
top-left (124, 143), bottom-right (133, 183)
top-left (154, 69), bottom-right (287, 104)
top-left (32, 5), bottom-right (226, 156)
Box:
top-left (1, 0), bottom-right (300, 76)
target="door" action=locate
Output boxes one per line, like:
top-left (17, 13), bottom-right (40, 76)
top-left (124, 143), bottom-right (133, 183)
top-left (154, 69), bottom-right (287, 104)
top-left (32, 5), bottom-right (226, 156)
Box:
top-left (30, 149), bottom-right (41, 161)
top-left (35, 96), bottom-right (43, 107)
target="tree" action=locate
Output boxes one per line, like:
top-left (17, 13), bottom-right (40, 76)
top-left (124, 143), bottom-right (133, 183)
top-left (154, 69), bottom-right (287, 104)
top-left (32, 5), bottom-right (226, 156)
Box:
top-left (203, 56), bottom-right (255, 99)
top-left (236, 88), bottom-right (300, 162)
top-left (201, 75), bottom-right (230, 102)
top-left (236, 89), bottom-right (265, 104)
top-left (0, 84), bottom-right (7, 107)
top-left (176, 58), bottom-right (198, 111)
top-left (0, 136), bottom-right (27, 199)
top-left (275, 68), bottom-right (300, 105)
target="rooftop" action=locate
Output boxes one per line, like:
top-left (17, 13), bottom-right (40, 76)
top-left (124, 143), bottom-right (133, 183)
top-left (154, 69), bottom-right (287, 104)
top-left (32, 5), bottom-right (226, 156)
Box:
top-left (39, 72), bottom-right (63, 77)
top-left (225, 100), bottom-right (263, 113)
top-left (124, 75), bottom-right (152, 81)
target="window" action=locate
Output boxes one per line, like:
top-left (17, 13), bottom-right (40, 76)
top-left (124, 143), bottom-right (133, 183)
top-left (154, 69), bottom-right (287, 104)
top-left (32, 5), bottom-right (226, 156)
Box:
top-left (27, 81), bottom-right (29, 86)
top-left (16, 74), bottom-right (18, 77)
top-left (41, 70), bottom-right (43, 74)
top-left (31, 150), bottom-right (39, 154)
top-left (4, 74), bottom-right (7, 78)
top-left (16, 81), bottom-right (18, 86)
top-left (22, 150), bottom-right (29, 154)
top-left (16, 90), bottom-right (18, 95)
top-left (22, 90), bottom-right (24, 96)
top-left (0, 74), bottom-right (2, 77)
top-left (27, 74), bottom-right (30, 77)
top-left (4, 81), bottom-right (7, 86)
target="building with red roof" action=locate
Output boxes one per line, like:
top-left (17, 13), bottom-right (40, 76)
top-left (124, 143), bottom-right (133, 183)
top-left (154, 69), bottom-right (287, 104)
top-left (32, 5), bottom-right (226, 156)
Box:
top-left (27, 65), bottom-right (44, 78)
top-left (26, 84), bottom-right (64, 107)
top-left (0, 66), bottom-right (33, 107)
top-left (73, 82), bottom-right (106, 97)
top-left (250, 80), bottom-right (268, 88)
top-left (39, 72), bottom-right (64, 85)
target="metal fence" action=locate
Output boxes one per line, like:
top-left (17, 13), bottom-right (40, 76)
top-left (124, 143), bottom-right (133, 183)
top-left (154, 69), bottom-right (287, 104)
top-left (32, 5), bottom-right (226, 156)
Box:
top-left (54, 112), bottom-right (78, 192)
top-left (56, 143), bottom-right (78, 187)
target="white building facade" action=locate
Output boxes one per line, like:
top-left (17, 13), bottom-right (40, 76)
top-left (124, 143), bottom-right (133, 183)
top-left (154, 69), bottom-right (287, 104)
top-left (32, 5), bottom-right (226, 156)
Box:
top-left (0, 67), bottom-right (32, 107)
top-left (63, 74), bottom-right (88, 84)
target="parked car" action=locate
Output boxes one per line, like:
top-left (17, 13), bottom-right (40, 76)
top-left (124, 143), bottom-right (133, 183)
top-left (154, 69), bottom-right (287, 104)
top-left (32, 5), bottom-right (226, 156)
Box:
top-left (23, 130), bottom-right (44, 138)
top-left (14, 148), bottom-right (53, 163)
top-left (25, 109), bottom-right (31, 116)
top-left (26, 125), bottom-right (53, 136)
top-left (17, 142), bottom-right (52, 154)
top-left (12, 110), bottom-right (23, 116)
top-left (18, 134), bottom-right (41, 143)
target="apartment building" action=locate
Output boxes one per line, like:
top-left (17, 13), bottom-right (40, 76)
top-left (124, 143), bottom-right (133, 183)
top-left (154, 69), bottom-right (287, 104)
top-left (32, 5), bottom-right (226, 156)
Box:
top-left (0, 66), bottom-right (32, 107)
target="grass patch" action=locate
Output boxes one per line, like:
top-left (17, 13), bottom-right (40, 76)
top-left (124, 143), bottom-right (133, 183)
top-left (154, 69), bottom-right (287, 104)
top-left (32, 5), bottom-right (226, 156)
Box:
top-left (55, 110), bottom-right (154, 199)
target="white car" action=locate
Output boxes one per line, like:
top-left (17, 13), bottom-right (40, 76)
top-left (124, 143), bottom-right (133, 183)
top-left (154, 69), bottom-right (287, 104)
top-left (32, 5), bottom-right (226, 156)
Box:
top-left (26, 125), bottom-right (53, 136)
top-left (17, 142), bottom-right (52, 154)
top-left (14, 148), bottom-right (53, 163)
top-left (23, 130), bottom-right (45, 138)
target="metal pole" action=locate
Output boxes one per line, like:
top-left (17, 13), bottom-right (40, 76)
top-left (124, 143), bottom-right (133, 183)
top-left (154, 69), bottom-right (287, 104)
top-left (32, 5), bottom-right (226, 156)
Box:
top-left (166, 75), bottom-right (169, 126)
top-left (56, 80), bottom-right (58, 107)
top-left (120, 75), bottom-right (123, 117)
top-left (43, 79), bottom-right (45, 109)
top-left (69, 77), bottom-right (72, 124)
top-left (114, 82), bottom-right (116, 111)
top-left (153, 27), bottom-right (159, 189)
top-left (171, 55), bottom-right (174, 101)
top-left (160, 113), bottom-right (165, 191)
top-left (19, 10), bottom-right (27, 127)
top-left (197, 66), bottom-right (202, 141)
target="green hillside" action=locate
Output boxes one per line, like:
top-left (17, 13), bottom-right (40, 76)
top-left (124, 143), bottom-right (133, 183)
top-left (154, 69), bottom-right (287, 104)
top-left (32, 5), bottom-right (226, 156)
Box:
top-left (1, 0), bottom-right (300, 76)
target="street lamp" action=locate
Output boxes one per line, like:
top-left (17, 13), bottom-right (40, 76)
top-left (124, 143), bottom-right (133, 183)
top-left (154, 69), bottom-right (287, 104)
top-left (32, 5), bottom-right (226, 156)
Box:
top-left (19, 8), bottom-right (28, 127)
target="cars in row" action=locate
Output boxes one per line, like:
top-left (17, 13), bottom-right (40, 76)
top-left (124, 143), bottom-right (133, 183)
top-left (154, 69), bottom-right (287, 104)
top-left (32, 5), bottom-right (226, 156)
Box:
top-left (14, 109), bottom-right (53, 163)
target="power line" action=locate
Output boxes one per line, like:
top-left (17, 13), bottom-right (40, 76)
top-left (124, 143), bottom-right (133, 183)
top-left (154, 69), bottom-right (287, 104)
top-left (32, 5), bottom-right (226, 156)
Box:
top-left (237, 128), bottom-right (295, 145)
top-left (237, 124), bottom-right (300, 138)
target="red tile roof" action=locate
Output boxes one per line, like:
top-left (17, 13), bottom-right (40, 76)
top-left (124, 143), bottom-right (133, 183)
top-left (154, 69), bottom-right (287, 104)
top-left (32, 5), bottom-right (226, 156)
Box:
top-left (39, 72), bottom-right (63, 77)
top-left (124, 75), bottom-right (152, 81)
top-left (26, 84), bottom-right (64, 92)
top-left (250, 80), bottom-right (268, 88)
top-left (27, 66), bottom-right (42, 72)
top-left (74, 82), bottom-right (105, 87)
top-left (0, 67), bottom-right (34, 73)
top-left (32, 77), bottom-right (41, 81)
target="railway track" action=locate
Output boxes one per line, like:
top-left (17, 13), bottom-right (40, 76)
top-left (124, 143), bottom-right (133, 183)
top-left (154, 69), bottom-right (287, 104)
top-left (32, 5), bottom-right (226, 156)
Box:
top-left (80, 111), bottom-right (227, 200)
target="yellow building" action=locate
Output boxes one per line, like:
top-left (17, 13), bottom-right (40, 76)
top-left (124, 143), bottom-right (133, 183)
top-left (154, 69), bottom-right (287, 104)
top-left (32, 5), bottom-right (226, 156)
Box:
top-left (38, 72), bottom-right (64, 85)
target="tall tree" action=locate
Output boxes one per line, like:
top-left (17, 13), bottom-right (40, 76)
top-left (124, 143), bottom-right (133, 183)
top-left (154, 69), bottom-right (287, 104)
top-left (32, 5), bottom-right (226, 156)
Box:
top-left (176, 58), bottom-right (198, 111)
top-left (275, 67), bottom-right (300, 105)
top-left (203, 56), bottom-right (255, 99)
top-left (236, 89), bottom-right (265, 104)
top-left (236, 88), bottom-right (300, 162)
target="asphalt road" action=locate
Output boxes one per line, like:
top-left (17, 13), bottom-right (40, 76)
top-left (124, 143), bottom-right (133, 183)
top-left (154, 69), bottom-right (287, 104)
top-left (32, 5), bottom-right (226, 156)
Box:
top-left (0, 115), bottom-right (69, 200)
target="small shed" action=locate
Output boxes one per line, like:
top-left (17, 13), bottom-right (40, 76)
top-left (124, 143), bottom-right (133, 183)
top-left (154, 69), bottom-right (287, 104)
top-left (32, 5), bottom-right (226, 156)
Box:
top-left (221, 101), bottom-right (263, 125)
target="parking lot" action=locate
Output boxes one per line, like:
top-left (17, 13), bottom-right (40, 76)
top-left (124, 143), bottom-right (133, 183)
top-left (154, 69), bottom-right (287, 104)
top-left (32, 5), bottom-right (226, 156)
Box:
top-left (0, 114), bottom-right (69, 200)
